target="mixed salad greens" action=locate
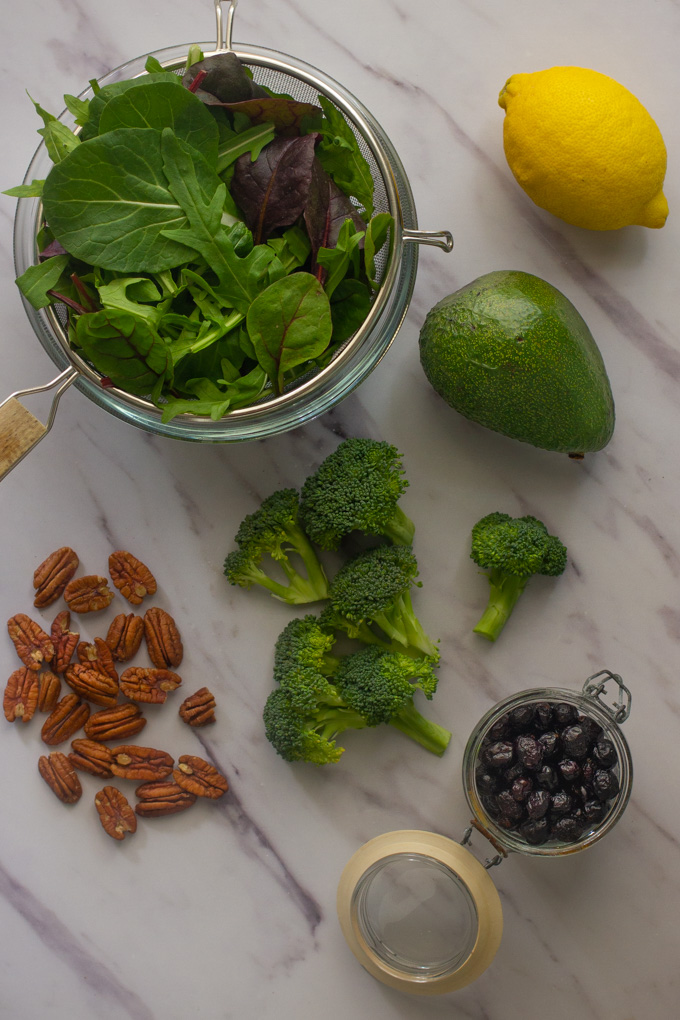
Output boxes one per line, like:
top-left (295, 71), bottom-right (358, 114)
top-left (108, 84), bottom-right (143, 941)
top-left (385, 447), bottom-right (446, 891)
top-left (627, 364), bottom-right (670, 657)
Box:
top-left (6, 48), bottom-right (393, 421)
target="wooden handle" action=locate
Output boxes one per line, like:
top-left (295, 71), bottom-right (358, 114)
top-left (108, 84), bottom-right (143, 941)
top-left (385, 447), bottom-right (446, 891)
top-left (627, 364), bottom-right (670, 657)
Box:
top-left (0, 397), bottom-right (46, 480)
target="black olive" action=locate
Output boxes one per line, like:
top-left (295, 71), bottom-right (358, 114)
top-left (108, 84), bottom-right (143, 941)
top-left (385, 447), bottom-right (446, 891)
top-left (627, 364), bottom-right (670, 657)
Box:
top-left (516, 734), bottom-right (544, 769)
top-left (593, 769), bottom-right (620, 801)
top-left (593, 738), bottom-right (618, 769)
top-left (561, 724), bottom-right (590, 759)
top-left (536, 765), bottom-right (560, 792)
top-left (552, 815), bottom-right (585, 842)
top-left (550, 790), bottom-right (572, 815)
top-left (581, 758), bottom-right (597, 784)
top-left (578, 713), bottom-right (603, 746)
top-left (519, 818), bottom-right (550, 845)
top-left (476, 769), bottom-right (498, 796)
top-left (534, 701), bottom-right (553, 730)
top-left (557, 758), bottom-right (581, 783)
top-left (484, 740), bottom-right (515, 769)
top-left (509, 704), bottom-right (536, 733)
top-left (495, 790), bottom-right (523, 824)
top-left (553, 702), bottom-right (578, 727)
top-left (487, 714), bottom-right (511, 741)
top-left (510, 776), bottom-right (533, 802)
top-left (503, 762), bottom-right (526, 785)
top-left (584, 799), bottom-right (606, 824)
top-left (537, 730), bottom-right (561, 759)
top-left (526, 789), bottom-right (551, 819)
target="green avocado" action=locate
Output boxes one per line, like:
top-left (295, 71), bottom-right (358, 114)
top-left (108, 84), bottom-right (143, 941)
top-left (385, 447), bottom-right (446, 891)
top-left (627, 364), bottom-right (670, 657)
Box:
top-left (418, 270), bottom-right (615, 456)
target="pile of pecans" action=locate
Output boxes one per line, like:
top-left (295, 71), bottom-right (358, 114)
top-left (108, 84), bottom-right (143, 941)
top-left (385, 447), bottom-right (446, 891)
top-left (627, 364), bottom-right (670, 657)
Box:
top-left (3, 546), bottom-right (227, 841)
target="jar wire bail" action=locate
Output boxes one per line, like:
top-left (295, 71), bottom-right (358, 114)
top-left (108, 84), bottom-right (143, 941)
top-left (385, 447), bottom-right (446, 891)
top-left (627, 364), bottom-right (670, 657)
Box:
top-left (582, 669), bottom-right (632, 724)
top-left (461, 819), bottom-right (508, 870)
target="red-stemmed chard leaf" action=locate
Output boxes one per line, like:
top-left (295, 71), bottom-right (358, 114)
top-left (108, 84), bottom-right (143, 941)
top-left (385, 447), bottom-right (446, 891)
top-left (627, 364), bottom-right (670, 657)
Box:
top-left (231, 133), bottom-right (319, 245)
top-left (304, 158), bottom-right (366, 282)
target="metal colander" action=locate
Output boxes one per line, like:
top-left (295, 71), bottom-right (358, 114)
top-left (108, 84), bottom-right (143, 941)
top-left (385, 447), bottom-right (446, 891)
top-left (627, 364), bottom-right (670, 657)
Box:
top-left (1, 0), bottom-right (452, 479)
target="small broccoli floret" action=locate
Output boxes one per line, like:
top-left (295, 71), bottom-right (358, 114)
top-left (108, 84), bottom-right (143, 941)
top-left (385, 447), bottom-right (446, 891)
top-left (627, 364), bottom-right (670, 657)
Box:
top-left (470, 512), bottom-right (567, 642)
top-left (263, 687), bottom-right (366, 764)
top-left (299, 437), bottom-right (415, 550)
top-left (273, 615), bottom-right (340, 683)
top-left (224, 488), bottom-right (328, 604)
top-left (334, 645), bottom-right (451, 756)
top-left (323, 544), bottom-right (439, 658)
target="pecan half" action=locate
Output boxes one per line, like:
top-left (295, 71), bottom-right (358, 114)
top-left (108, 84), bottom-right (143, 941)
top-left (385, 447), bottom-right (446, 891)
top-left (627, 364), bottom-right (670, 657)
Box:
top-left (77, 638), bottom-right (118, 681)
top-left (84, 703), bottom-right (147, 742)
top-left (37, 670), bottom-right (62, 712)
top-left (64, 663), bottom-right (119, 708)
top-left (3, 667), bottom-right (39, 723)
top-left (143, 607), bottom-right (183, 669)
top-left (109, 550), bottom-right (157, 606)
top-left (106, 613), bottom-right (144, 662)
top-left (50, 610), bottom-right (79, 674)
top-left (179, 687), bottom-right (216, 727)
top-left (41, 693), bottom-right (90, 745)
top-left (7, 613), bottom-right (55, 671)
top-left (38, 752), bottom-right (82, 803)
top-left (94, 786), bottom-right (137, 841)
top-left (69, 738), bottom-right (115, 777)
top-left (119, 667), bottom-right (182, 704)
top-left (109, 745), bottom-right (174, 782)
top-left (33, 546), bottom-right (79, 608)
top-left (173, 755), bottom-right (228, 799)
top-left (135, 780), bottom-right (197, 817)
top-left (63, 575), bottom-right (115, 614)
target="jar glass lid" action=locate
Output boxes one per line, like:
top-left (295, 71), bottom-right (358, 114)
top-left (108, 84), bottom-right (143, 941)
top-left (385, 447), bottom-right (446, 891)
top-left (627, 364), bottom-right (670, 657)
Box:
top-left (337, 830), bottom-right (503, 995)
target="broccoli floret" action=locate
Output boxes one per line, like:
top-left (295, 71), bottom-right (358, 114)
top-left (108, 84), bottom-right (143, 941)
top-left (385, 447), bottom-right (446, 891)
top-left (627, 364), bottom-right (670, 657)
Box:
top-left (224, 488), bottom-right (328, 604)
top-left (263, 687), bottom-right (366, 765)
top-left (322, 544), bottom-right (439, 658)
top-left (335, 645), bottom-right (450, 756)
top-left (299, 437), bottom-right (415, 550)
top-left (263, 637), bottom-right (450, 764)
top-left (470, 512), bottom-right (567, 642)
top-left (273, 615), bottom-right (340, 683)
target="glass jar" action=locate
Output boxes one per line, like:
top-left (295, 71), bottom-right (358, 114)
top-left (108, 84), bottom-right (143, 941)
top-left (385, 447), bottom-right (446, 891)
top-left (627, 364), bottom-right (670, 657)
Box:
top-left (337, 669), bottom-right (633, 995)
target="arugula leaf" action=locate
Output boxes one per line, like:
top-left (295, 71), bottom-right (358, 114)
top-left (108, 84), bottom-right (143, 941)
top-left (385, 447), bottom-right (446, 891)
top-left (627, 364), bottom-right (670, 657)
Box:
top-left (316, 218), bottom-right (365, 298)
top-left (63, 93), bottom-right (91, 126)
top-left (145, 55), bottom-right (167, 74)
top-left (98, 81), bottom-right (219, 165)
top-left (15, 253), bottom-right (72, 309)
top-left (29, 94), bottom-right (80, 164)
top-left (316, 96), bottom-right (374, 217)
top-left (364, 212), bottom-right (393, 289)
top-left (74, 308), bottom-right (172, 395)
top-left (42, 127), bottom-right (208, 272)
top-left (230, 133), bottom-right (318, 244)
top-left (246, 272), bottom-right (333, 393)
top-left (3, 179), bottom-right (45, 198)
top-left (161, 130), bottom-right (276, 313)
top-left (216, 121), bottom-right (276, 172)
top-left (96, 276), bottom-right (164, 325)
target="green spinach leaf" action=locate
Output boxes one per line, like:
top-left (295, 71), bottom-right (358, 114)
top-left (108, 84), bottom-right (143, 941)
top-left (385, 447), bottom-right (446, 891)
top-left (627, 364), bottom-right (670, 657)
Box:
top-left (246, 272), bottom-right (332, 393)
top-left (15, 253), bottom-right (72, 309)
top-left (74, 308), bottom-right (172, 396)
top-left (29, 94), bottom-right (80, 164)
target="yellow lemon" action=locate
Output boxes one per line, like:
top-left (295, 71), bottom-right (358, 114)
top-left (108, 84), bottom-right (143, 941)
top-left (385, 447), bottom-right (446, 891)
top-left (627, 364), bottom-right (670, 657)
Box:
top-left (498, 66), bottom-right (668, 230)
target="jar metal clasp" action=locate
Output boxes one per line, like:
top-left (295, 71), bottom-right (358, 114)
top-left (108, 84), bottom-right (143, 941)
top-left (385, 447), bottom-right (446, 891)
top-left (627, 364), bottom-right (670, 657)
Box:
top-left (461, 819), bottom-right (508, 870)
top-left (582, 669), bottom-right (632, 724)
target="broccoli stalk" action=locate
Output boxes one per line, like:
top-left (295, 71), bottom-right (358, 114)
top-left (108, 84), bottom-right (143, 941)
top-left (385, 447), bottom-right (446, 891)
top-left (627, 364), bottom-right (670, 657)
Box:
top-left (263, 619), bottom-right (450, 764)
top-left (471, 512), bottom-right (567, 642)
top-left (322, 543), bottom-right (439, 658)
top-left (224, 488), bottom-right (328, 604)
top-left (299, 436), bottom-right (415, 550)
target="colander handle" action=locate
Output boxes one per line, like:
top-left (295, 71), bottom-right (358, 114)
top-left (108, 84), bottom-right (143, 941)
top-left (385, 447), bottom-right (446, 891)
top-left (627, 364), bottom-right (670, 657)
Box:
top-left (402, 228), bottom-right (454, 252)
top-left (215, 0), bottom-right (238, 52)
top-left (0, 368), bottom-right (77, 482)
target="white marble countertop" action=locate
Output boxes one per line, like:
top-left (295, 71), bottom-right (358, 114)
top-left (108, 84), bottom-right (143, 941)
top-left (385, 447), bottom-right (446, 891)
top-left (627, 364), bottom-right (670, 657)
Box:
top-left (2, 1), bottom-right (679, 1017)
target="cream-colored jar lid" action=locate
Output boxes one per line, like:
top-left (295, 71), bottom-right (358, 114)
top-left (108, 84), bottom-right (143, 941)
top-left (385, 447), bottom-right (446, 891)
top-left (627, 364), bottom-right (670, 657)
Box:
top-left (337, 829), bottom-right (503, 996)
